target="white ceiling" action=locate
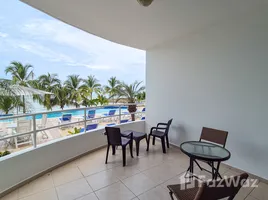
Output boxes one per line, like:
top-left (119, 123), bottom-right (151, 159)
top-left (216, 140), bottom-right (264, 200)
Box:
top-left (21, 0), bottom-right (265, 50)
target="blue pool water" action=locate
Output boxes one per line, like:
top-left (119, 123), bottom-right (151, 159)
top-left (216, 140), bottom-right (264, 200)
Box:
top-left (0, 108), bottom-right (129, 122)
top-left (35, 108), bottom-right (128, 119)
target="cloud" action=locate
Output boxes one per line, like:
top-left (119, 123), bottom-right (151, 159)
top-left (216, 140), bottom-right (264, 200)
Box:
top-left (67, 63), bottom-right (112, 70)
top-left (0, 32), bottom-right (8, 38)
top-left (20, 19), bottom-right (145, 71)
top-left (17, 42), bottom-right (74, 63)
top-left (0, 15), bottom-right (145, 84)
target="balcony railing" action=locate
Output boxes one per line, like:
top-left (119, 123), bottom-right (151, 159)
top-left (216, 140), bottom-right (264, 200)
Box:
top-left (0, 103), bottom-right (145, 156)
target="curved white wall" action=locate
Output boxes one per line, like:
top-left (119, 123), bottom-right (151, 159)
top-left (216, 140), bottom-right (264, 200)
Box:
top-left (0, 121), bottom-right (145, 194)
top-left (146, 8), bottom-right (268, 179)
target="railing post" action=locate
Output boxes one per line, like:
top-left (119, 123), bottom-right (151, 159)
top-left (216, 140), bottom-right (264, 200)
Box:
top-left (119, 105), bottom-right (121, 124)
top-left (33, 114), bottom-right (37, 148)
top-left (84, 108), bottom-right (87, 133)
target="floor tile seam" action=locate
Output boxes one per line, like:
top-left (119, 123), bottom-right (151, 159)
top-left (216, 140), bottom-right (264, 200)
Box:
top-left (17, 188), bottom-right (59, 200)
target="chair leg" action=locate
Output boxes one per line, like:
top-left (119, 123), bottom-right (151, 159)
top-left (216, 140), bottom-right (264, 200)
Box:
top-left (130, 141), bottom-right (134, 158)
top-left (146, 135), bottom-right (151, 151)
top-left (227, 195), bottom-right (236, 200)
top-left (161, 137), bottom-right (166, 153)
top-left (169, 191), bottom-right (175, 200)
top-left (166, 135), bottom-right (170, 148)
top-left (105, 145), bottom-right (110, 164)
top-left (135, 140), bottom-right (140, 156)
top-left (112, 145), bottom-right (116, 155)
top-left (152, 136), bottom-right (156, 145)
top-left (122, 146), bottom-right (126, 167)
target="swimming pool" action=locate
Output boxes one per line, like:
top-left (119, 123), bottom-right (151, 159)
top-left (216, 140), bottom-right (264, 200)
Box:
top-left (0, 108), bottom-right (129, 122)
top-left (35, 108), bottom-right (128, 119)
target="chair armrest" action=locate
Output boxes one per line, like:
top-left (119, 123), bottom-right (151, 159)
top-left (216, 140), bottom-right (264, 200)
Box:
top-left (150, 126), bottom-right (167, 133)
top-left (157, 123), bottom-right (168, 127)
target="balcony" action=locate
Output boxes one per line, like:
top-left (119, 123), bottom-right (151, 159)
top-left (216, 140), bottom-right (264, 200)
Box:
top-left (1, 138), bottom-right (267, 200)
top-left (0, 104), bottom-right (267, 200)
top-left (1, 0), bottom-right (267, 199)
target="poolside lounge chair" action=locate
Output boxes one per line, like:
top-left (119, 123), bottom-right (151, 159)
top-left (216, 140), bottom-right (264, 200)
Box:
top-left (120, 119), bottom-right (129, 124)
top-left (137, 107), bottom-right (145, 119)
top-left (103, 109), bottom-right (116, 121)
top-left (58, 113), bottom-right (72, 127)
top-left (37, 114), bottom-right (48, 139)
top-left (87, 109), bottom-right (96, 119)
top-left (14, 120), bottom-right (32, 148)
top-left (80, 123), bottom-right (98, 133)
top-left (103, 109), bottom-right (116, 117)
top-left (0, 130), bottom-right (11, 149)
top-left (106, 123), bottom-right (116, 127)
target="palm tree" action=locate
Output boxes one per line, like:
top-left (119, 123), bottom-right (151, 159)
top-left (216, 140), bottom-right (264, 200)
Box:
top-left (51, 84), bottom-right (69, 110)
top-left (64, 75), bottom-right (84, 108)
top-left (136, 91), bottom-right (146, 102)
top-left (83, 75), bottom-right (101, 100)
top-left (96, 94), bottom-right (109, 106)
top-left (104, 76), bottom-right (121, 104)
top-left (0, 96), bottom-right (22, 114)
top-left (38, 73), bottom-right (61, 110)
top-left (81, 96), bottom-right (99, 107)
top-left (118, 81), bottom-right (145, 121)
top-left (0, 79), bottom-right (13, 96)
top-left (38, 73), bottom-right (61, 91)
top-left (5, 61), bottom-right (34, 113)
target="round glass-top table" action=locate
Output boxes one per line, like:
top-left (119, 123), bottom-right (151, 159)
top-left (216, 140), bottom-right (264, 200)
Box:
top-left (180, 141), bottom-right (231, 179)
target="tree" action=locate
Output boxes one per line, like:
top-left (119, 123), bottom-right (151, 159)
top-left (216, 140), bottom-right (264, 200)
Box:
top-left (36, 73), bottom-right (61, 110)
top-left (117, 81), bottom-right (145, 121)
top-left (104, 76), bottom-right (121, 104)
top-left (0, 96), bottom-right (22, 114)
top-left (136, 91), bottom-right (146, 102)
top-left (38, 73), bottom-right (61, 91)
top-left (96, 94), bottom-right (109, 106)
top-left (0, 79), bottom-right (14, 96)
top-left (83, 75), bottom-right (101, 100)
top-left (81, 97), bottom-right (98, 107)
top-left (64, 75), bottom-right (84, 108)
top-left (5, 61), bottom-right (34, 113)
top-left (51, 84), bottom-right (69, 110)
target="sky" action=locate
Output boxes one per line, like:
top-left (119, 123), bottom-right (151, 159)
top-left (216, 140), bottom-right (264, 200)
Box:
top-left (0, 0), bottom-right (145, 85)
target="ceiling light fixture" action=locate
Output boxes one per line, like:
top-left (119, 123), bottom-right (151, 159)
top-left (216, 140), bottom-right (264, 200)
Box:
top-left (137, 0), bottom-right (154, 7)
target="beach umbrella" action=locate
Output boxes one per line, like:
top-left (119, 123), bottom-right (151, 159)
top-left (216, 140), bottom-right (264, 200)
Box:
top-left (0, 84), bottom-right (53, 96)
top-left (8, 85), bottom-right (53, 96)
top-left (0, 83), bottom-right (53, 114)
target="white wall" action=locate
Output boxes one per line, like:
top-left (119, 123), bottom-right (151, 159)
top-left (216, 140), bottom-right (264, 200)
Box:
top-left (146, 8), bottom-right (268, 179)
top-left (0, 121), bottom-right (145, 194)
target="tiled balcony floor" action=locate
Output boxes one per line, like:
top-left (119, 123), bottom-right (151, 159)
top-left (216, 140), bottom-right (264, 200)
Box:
top-left (1, 141), bottom-right (267, 200)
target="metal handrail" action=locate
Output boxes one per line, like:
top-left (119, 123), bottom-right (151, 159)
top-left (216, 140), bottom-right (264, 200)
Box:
top-left (0, 104), bottom-right (146, 149)
top-left (0, 103), bottom-right (143, 120)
